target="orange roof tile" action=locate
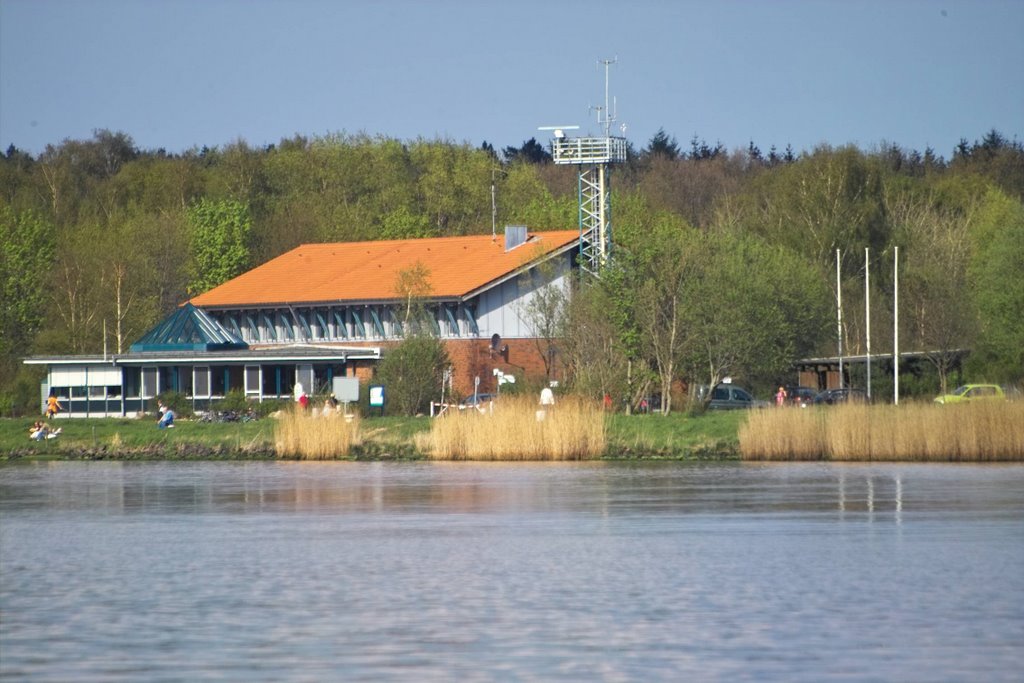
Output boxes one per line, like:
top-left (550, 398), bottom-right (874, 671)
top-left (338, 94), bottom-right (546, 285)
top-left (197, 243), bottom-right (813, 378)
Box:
top-left (189, 230), bottom-right (580, 308)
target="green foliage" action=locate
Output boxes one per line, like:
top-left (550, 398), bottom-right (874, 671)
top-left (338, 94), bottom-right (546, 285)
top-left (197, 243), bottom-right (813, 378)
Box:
top-left (376, 335), bottom-right (450, 416)
top-left (0, 207), bottom-right (56, 381)
top-left (155, 390), bottom-right (190, 417)
top-left (966, 189), bottom-right (1024, 382)
top-left (738, 145), bottom-right (888, 273)
top-left (186, 198), bottom-right (252, 295)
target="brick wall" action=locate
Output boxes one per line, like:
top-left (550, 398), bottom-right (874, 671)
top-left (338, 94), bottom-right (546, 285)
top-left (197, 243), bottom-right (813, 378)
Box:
top-left (330, 338), bottom-right (555, 397)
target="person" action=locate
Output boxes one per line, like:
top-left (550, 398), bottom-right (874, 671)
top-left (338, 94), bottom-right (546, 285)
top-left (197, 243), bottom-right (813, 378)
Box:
top-left (157, 406), bottom-right (175, 428)
top-left (775, 386), bottom-right (788, 407)
top-left (29, 420), bottom-right (47, 440)
top-left (28, 421), bottom-right (60, 440)
top-left (45, 393), bottom-right (62, 419)
top-left (322, 395), bottom-right (339, 417)
top-left (540, 386), bottom-right (555, 407)
top-left (603, 392), bottom-right (613, 411)
top-left (298, 392), bottom-right (309, 411)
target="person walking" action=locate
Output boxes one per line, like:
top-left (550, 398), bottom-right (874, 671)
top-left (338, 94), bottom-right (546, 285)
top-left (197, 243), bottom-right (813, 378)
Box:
top-left (45, 393), bottom-right (62, 419)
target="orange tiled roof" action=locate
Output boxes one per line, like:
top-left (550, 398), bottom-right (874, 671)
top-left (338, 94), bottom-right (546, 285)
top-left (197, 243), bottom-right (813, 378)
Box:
top-left (189, 230), bottom-right (580, 308)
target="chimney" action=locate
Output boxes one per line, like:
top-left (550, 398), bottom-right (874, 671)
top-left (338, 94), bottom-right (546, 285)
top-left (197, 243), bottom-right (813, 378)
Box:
top-left (504, 225), bottom-right (528, 252)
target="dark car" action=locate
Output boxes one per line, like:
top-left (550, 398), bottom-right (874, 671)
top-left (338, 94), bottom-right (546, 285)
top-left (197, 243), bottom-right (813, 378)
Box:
top-left (784, 386), bottom-right (818, 408)
top-left (459, 393), bottom-right (497, 409)
top-left (813, 388), bottom-right (868, 405)
top-left (702, 384), bottom-right (768, 410)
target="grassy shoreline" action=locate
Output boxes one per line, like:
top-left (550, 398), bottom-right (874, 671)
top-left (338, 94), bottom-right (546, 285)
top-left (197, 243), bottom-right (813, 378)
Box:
top-left (8, 402), bottom-right (1021, 463)
top-left (0, 410), bottom-right (747, 462)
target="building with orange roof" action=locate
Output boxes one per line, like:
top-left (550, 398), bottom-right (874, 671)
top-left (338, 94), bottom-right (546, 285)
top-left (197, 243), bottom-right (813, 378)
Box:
top-left (25, 227), bottom-right (582, 417)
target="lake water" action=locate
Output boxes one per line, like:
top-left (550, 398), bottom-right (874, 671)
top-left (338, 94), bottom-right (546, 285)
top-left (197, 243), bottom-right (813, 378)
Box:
top-left (2, 461), bottom-right (1022, 681)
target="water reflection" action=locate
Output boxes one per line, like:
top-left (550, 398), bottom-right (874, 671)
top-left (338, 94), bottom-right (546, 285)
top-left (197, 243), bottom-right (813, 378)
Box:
top-left (0, 461), bottom-right (993, 520)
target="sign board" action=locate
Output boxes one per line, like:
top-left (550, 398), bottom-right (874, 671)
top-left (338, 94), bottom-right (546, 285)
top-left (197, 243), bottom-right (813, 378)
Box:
top-left (369, 385), bottom-right (385, 408)
top-left (332, 376), bottom-right (360, 403)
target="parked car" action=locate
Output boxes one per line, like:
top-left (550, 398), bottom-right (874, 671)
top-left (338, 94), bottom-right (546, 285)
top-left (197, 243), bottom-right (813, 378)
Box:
top-left (934, 384), bottom-right (1005, 405)
top-left (701, 384), bottom-right (769, 410)
top-left (813, 388), bottom-right (868, 405)
top-left (784, 386), bottom-right (818, 408)
top-left (459, 393), bottom-right (497, 409)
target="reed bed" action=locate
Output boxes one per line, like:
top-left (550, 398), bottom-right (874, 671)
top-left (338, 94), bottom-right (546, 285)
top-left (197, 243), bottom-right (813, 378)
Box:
top-left (420, 395), bottom-right (607, 460)
top-left (739, 400), bottom-right (1024, 461)
top-left (274, 409), bottom-right (361, 460)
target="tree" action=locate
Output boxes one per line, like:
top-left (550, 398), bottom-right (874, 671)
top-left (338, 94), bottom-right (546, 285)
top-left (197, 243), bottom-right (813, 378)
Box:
top-left (502, 137), bottom-right (552, 165)
top-left (966, 188), bottom-right (1024, 382)
top-left (518, 268), bottom-right (569, 380)
top-left (0, 207), bottom-right (56, 379)
top-left (678, 232), bottom-right (830, 407)
top-left (561, 279), bottom-right (637, 407)
top-left (887, 185), bottom-right (977, 393)
top-left (376, 335), bottom-right (450, 416)
top-left (186, 198), bottom-right (252, 295)
top-left (644, 128), bottom-right (680, 160)
top-left (631, 229), bottom-right (692, 414)
top-left (604, 206), bottom-right (692, 413)
top-left (393, 262), bottom-right (434, 335)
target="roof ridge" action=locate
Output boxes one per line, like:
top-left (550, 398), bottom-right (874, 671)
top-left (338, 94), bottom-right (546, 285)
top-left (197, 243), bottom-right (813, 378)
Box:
top-left (290, 228), bottom-right (576, 250)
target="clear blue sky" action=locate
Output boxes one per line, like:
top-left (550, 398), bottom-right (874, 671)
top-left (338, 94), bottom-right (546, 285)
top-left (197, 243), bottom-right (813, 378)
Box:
top-left (2, 0), bottom-right (1022, 159)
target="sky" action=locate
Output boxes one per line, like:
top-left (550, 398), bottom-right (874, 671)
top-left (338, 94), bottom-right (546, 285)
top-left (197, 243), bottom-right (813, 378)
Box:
top-left (1, 0), bottom-right (1022, 159)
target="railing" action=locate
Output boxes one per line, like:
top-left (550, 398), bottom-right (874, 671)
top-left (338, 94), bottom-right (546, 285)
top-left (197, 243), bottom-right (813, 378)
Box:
top-left (551, 136), bottom-right (628, 165)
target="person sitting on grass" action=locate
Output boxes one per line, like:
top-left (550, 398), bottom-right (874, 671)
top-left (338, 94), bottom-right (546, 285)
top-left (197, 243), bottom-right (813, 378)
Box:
top-left (157, 405), bottom-right (175, 429)
top-left (28, 421), bottom-right (61, 440)
top-left (29, 420), bottom-right (47, 440)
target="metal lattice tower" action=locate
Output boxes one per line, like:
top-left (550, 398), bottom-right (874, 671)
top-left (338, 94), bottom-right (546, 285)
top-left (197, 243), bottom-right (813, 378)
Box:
top-left (542, 59), bottom-right (627, 275)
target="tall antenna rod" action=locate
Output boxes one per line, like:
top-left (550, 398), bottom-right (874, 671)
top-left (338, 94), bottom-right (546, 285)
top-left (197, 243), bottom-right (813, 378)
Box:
top-left (598, 57), bottom-right (617, 136)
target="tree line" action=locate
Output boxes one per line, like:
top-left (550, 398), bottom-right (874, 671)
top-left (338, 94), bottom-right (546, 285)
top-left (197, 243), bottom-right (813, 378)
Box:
top-left (1, 127), bottom-right (1022, 414)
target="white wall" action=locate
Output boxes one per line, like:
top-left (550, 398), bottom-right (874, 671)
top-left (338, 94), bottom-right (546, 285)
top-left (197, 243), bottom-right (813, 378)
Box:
top-left (474, 254), bottom-right (571, 339)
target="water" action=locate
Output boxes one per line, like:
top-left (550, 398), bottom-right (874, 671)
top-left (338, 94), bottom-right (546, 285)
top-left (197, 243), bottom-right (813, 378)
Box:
top-left (2, 461), bottom-right (1022, 681)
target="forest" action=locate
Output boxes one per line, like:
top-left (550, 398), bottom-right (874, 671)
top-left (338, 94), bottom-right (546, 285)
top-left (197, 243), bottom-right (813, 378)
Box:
top-left (1, 127), bottom-right (1022, 415)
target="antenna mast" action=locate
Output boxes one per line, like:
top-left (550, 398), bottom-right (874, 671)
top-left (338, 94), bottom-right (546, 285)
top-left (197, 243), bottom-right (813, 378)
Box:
top-left (598, 57), bottom-right (617, 137)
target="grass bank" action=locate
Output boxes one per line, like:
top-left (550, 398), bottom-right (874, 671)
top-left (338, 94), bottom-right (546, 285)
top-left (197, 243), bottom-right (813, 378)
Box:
top-left (739, 401), bottom-right (1024, 461)
top-left (1, 408), bottom-right (745, 461)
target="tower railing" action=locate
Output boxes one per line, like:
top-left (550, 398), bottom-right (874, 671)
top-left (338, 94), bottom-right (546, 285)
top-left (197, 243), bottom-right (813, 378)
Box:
top-left (551, 136), bottom-right (626, 274)
top-left (551, 136), bottom-right (628, 165)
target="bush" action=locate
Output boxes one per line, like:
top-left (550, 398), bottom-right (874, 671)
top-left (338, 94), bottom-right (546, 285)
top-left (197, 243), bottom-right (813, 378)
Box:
top-left (376, 335), bottom-right (449, 416)
top-left (155, 391), bottom-right (191, 417)
top-left (218, 389), bottom-right (249, 413)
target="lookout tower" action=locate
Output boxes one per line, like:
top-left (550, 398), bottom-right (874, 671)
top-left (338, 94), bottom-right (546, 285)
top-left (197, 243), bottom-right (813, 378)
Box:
top-left (541, 58), bottom-right (627, 275)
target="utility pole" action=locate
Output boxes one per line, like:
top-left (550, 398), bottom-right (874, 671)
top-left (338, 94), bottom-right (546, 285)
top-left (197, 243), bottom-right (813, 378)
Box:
top-left (837, 249), bottom-right (844, 390)
top-left (865, 247), bottom-right (871, 401)
top-left (894, 246), bottom-right (900, 405)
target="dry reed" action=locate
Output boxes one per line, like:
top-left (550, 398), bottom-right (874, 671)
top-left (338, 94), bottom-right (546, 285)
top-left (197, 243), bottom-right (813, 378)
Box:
top-left (421, 395), bottom-right (607, 460)
top-left (740, 400), bottom-right (1024, 461)
top-left (274, 409), bottom-right (361, 460)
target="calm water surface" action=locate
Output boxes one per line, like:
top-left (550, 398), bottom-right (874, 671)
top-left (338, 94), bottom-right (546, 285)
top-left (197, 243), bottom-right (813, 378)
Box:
top-left (1, 461), bottom-right (1022, 682)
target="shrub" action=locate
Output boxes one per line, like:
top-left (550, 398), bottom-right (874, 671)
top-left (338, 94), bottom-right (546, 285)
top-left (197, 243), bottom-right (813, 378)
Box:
top-left (156, 391), bottom-right (191, 417)
top-left (376, 335), bottom-right (449, 416)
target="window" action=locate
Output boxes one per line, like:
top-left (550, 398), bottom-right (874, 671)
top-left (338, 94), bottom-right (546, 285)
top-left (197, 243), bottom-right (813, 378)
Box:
top-left (245, 365), bottom-right (261, 397)
top-left (193, 367), bottom-right (211, 398)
